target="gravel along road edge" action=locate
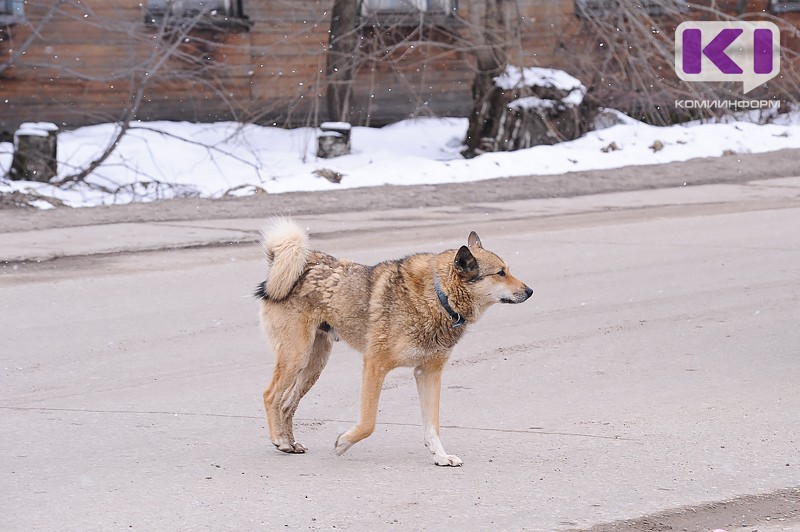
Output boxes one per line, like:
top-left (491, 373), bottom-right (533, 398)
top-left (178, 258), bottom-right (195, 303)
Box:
top-left (1, 148), bottom-right (799, 233)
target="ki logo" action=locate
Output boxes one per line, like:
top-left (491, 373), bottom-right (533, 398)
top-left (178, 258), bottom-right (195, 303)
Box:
top-left (675, 21), bottom-right (781, 94)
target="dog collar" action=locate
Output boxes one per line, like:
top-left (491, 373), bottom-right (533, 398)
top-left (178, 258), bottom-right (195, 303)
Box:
top-left (433, 273), bottom-right (465, 328)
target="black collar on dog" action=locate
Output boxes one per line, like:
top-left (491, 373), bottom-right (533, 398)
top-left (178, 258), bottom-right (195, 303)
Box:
top-left (434, 273), bottom-right (465, 328)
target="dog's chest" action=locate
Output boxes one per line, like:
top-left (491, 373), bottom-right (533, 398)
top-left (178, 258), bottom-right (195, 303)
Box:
top-left (399, 321), bottom-right (464, 363)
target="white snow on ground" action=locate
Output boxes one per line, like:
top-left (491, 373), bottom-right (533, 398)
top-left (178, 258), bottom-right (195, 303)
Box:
top-left (1, 109), bottom-right (800, 208)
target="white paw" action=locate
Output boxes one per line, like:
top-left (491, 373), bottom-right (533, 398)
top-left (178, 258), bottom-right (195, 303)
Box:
top-left (434, 454), bottom-right (463, 467)
top-left (334, 433), bottom-right (354, 456)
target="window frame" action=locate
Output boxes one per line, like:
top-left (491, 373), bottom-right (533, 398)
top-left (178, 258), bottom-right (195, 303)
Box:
top-left (359, 0), bottom-right (460, 27)
top-left (574, 0), bottom-right (688, 19)
top-left (0, 0), bottom-right (26, 26)
top-left (769, 0), bottom-right (800, 13)
top-left (144, 0), bottom-right (251, 31)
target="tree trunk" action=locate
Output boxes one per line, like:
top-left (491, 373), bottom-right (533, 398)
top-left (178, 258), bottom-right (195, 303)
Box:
top-left (464, 0), bottom-right (509, 156)
top-left (326, 0), bottom-right (360, 123)
top-left (10, 123), bottom-right (58, 182)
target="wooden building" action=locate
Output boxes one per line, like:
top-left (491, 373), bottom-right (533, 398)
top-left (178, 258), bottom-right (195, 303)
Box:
top-left (1, 0), bottom-right (798, 140)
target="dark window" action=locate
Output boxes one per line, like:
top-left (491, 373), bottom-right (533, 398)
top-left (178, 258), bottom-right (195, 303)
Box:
top-left (361, 0), bottom-right (457, 15)
top-left (360, 0), bottom-right (458, 24)
top-left (770, 0), bottom-right (800, 13)
top-left (0, 0), bottom-right (25, 25)
top-left (145, 0), bottom-right (250, 29)
top-left (575, 0), bottom-right (688, 18)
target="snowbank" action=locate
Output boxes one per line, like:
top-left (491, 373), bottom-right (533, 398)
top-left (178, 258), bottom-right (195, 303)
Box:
top-left (1, 109), bottom-right (800, 208)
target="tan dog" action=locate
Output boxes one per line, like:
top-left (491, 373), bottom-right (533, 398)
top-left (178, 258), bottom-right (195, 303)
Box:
top-left (255, 218), bottom-right (533, 466)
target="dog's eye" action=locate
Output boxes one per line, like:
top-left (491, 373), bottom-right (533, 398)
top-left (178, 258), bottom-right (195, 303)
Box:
top-left (497, 270), bottom-right (506, 277)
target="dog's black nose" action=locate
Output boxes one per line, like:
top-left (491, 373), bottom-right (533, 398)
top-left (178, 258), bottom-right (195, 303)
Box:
top-left (524, 286), bottom-right (533, 299)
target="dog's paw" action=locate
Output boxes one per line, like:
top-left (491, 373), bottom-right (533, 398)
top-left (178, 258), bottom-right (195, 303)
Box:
top-left (275, 441), bottom-right (307, 454)
top-left (434, 454), bottom-right (463, 467)
top-left (334, 433), bottom-right (354, 456)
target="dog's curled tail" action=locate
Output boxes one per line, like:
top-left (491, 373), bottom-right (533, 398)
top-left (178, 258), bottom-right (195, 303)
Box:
top-left (260, 218), bottom-right (309, 300)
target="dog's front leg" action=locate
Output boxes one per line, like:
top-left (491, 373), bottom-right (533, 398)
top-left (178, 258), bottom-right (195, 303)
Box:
top-left (414, 358), bottom-right (462, 467)
top-left (335, 355), bottom-right (390, 456)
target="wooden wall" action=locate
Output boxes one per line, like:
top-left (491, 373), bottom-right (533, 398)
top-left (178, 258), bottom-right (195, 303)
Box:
top-left (512, 1), bottom-right (800, 83)
top-left (1, 0), bottom-right (798, 139)
top-left (0, 0), bottom-right (255, 138)
top-left (348, 24), bottom-right (473, 125)
top-left (247, 0), bottom-right (329, 126)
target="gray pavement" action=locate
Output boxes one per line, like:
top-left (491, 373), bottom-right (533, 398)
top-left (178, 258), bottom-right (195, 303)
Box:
top-left (1, 178), bottom-right (799, 530)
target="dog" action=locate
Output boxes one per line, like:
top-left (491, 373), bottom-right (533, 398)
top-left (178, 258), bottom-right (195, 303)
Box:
top-left (255, 218), bottom-right (533, 466)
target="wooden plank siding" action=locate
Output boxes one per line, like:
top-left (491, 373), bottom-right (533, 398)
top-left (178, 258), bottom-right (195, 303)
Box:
top-left (247, 1), bottom-right (329, 125)
top-left (1, 0), bottom-right (798, 139)
top-left (0, 0), bottom-right (255, 137)
top-left (347, 23), bottom-right (473, 125)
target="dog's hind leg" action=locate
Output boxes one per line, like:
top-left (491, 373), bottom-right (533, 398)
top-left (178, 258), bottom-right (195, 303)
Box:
top-left (414, 357), bottom-right (462, 467)
top-left (334, 354), bottom-right (391, 456)
top-left (276, 327), bottom-right (333, 446)
top-left (263, 318), bottom-right (317, 454)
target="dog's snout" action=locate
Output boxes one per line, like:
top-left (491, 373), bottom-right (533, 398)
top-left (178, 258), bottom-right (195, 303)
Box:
top-left (502, 285), bottom-right (533, 304)
top-left (524, 286), bottom-right (533, 299)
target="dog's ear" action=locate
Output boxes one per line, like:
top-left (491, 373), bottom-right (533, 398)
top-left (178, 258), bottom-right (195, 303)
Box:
top-left (468, 231), bottom-right (482, 249)
top-left (454, 245), bottom-right (479, 278)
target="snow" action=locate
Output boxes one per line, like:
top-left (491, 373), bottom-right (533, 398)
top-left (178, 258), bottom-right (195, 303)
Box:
top-left (508, 96), bottom-right (557, 111)
top-left (494, 65), bottom-right (585, 93)
top-left (497, 65), bottom-right (587, 109)
top-left (18, 122), bottom-right (59, 133)
top-left (2, 109), bottom-right (800, 208)
top-left (562, 88), bottom-right (586, 107)
top-left (15, 128), bottom-right (51, 139)
top-left (508, 87), bottom-right (586, 111)
top-left (320, 122), bottom-right (352, 131)
top-left (14, 121), bottom-right (59, 140)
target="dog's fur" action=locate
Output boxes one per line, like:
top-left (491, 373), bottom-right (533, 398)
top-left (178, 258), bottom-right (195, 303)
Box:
top-left (256, 218), bottom-right (533, 466)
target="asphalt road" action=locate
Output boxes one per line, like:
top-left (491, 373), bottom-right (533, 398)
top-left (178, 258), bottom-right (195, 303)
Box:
top-left (2, 178), bottom-right (799, 531)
